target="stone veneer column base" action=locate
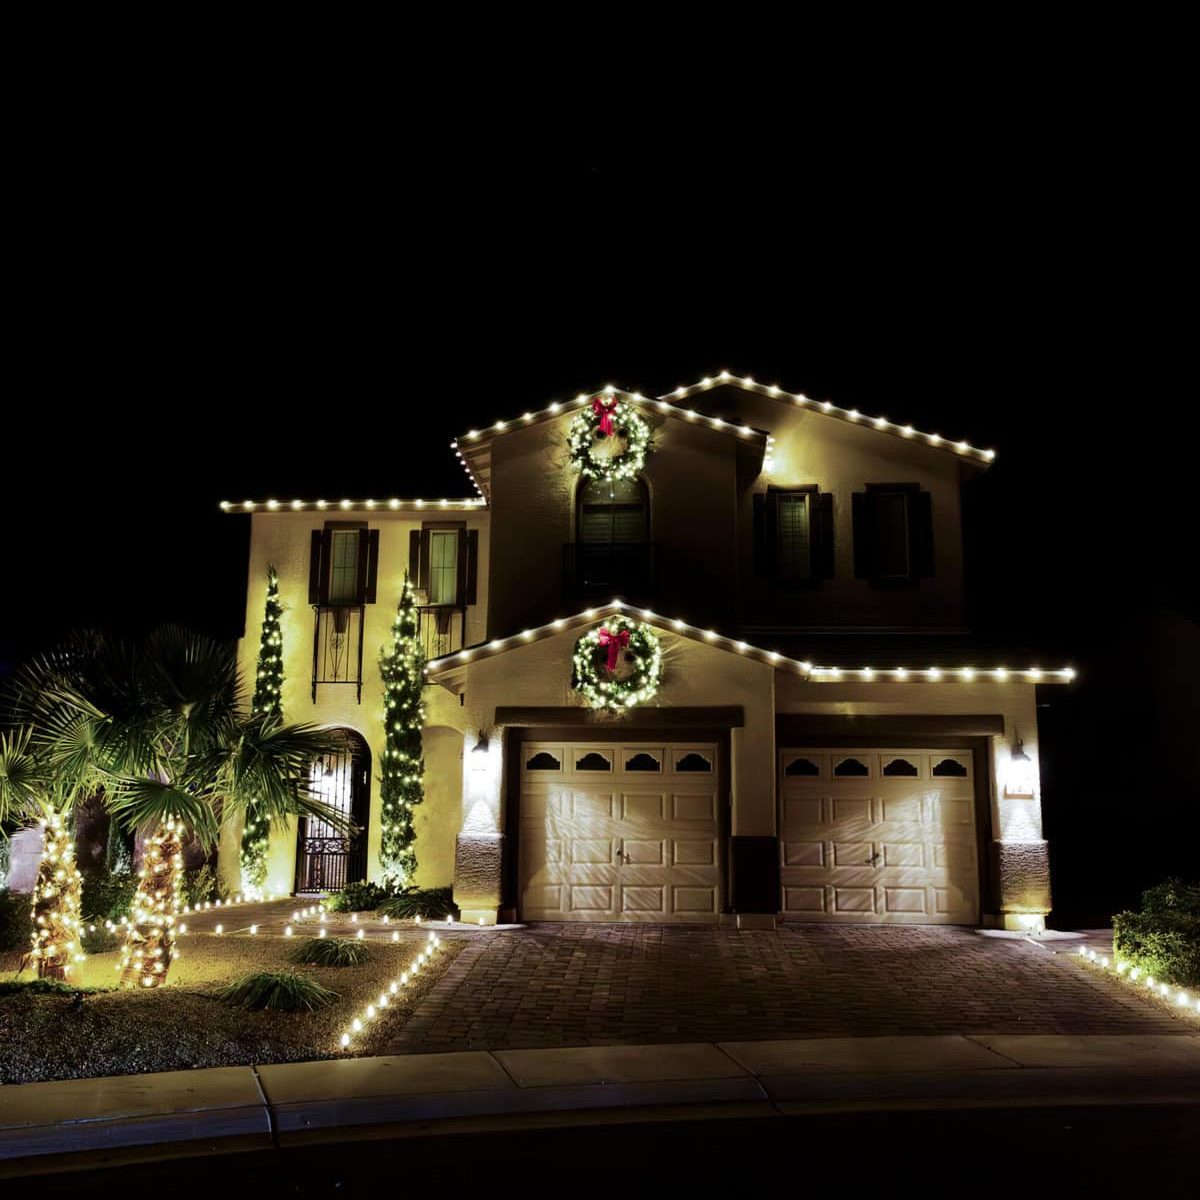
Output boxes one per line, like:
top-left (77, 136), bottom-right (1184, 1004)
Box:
top-left (992, 839), bottom-right (1052, 927)
top-left (454, 832), bottom-right (504, 926)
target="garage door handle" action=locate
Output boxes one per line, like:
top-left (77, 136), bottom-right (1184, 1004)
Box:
top-left (866, 852), bottom-right (882, 865)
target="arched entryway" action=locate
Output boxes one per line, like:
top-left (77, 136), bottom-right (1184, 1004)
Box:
top-left (294, 728), bottom-right (370, 893)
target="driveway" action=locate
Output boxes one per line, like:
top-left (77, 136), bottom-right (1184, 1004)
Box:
top-left (384, 924), bottom-right (1182, 1054)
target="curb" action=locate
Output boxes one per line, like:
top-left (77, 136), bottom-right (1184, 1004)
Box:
top-left (3, 1035), bottom-right (1199, 1174)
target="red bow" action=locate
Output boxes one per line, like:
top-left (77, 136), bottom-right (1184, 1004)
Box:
top-left (597, 627), bottom-right (630, 674)
top-left (591, 395), bottom-right (618, 437)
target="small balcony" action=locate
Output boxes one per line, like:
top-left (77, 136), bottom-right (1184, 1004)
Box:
top-left (563, 542), bottom-right (656, 602)
top-left (311, 605), bottom-right (365, 703)
top-left (417, 604), bottom-right (467, 661)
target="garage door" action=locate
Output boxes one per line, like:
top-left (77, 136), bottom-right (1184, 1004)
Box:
top-left (780, 747), bottom-right (979, 924)
top-left (518, 741), bottom-right (721, 922)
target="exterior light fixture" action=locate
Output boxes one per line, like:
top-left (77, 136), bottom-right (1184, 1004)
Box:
top-left (1005, 733), bottom-right (1035, 798)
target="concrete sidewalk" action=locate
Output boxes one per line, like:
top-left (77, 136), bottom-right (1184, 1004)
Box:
top-left (3, 1033), bottom-right (1199, 1174)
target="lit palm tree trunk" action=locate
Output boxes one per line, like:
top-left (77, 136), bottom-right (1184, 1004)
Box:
top-left (27, 811), bottom-right (85, 981)
top-left (119, 818), bottom-right (183, 989)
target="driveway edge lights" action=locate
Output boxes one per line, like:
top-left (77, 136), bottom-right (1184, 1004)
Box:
top-left (1074, 945), bottom-right (1200, 1020)
top-left (4, 1035), bottom-right (1200, 1165)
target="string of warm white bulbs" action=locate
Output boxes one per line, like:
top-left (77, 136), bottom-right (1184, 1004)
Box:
top-left (340, 931), bottom-right (442, 1051)
top-left (1077, 946), bottom-right (1199, 1016)
top-left (424, 599), bottom-right (1076, 685)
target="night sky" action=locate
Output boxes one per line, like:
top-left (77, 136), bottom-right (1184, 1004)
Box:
top-left (4, 93), bottom-right (1195, 923)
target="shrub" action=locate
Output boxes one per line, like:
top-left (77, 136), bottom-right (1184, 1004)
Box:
top-left (0, 890), bottom-right (31, 953)
top-left (1140, 877), bottom-right (1200, 919)
top-left (81, 925), bottom-right (122, 954)
top-left (80, 869), bottom-right (136, 922)
top-left (379, 886), bottom-right (457, 921)
top-left (217, 969), bottom-right (338, 1012)
top-left (0, 838), bottom-right (10, 890)
top-left (290, 937), bottom-right (372, 967)
top-left (183, 863), bottom-right (226, 909)
top-left (1113, 877), bottom-right (1200, 988)
top-left (326, 880), bottom-right (391, 912)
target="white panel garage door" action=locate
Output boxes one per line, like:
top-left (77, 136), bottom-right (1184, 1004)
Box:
top-left (780, 748), bottom-right (980, 925)
top-left (519, 741), bottom-right (721, 922)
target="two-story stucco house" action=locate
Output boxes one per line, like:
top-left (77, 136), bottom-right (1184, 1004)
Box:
top-left (218, 372), bottom-right (1072, 931)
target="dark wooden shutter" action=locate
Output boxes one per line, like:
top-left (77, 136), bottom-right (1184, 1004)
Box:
top-left (364, 529), bottom-right (380, 602)
top-left (464, 529), bottom-right (479, 604)
top-left (418, 530), bottom-right (431, 593)
top-left (910, 492), bottom-right (934, 577)
top-left (752, 493), bottom-right (767, 574)
top-left (812, 492), bottom-right (835, 579)
top-left (408, 530), bottom-right (422, 587)
top-left (354, 529), bottom-right (372, 603)
top-left (852, 493), bottom-right (875, 578)
top-left (317, 529), bottom-right (333, 603)
top-left (308, 530), bottom-right (324, 604)
top-left (455, 528), bottom-right (469, 604)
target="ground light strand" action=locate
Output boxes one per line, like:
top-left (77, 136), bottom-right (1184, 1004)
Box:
top-left (339, 931), bottom-right (442, 1051)
top-left (1077, 946), bottom-right (1199, 1015)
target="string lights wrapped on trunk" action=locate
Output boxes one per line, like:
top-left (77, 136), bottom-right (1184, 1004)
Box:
top-left (25, 811), bottom-right (85, 980)
top-left (119, 817), bottom-right (183, 989)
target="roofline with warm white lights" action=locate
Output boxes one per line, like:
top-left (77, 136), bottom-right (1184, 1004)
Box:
top-left (450, 370), bottom-right (995, 498)
top-left (219, 498), bottom-right (488, 514)
top-left (423, 600), bottom-right (1074, 685)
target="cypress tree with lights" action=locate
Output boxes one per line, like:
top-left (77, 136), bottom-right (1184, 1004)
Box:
top-left (378, 573), bottom-right (425, 886)
top-left (241, 565), bottom-right (283, 892)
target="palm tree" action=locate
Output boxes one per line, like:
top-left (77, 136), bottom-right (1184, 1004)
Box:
top-left (11, 626), bottom-right (350, 988)
top-left (0, 729), bottom-right (86, 980)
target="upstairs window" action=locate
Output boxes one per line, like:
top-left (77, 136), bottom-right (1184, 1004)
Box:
top-left (578, 477), bottom-right (648, 544)
top-left (852, 484), bottom-right (934, 584)
top-left (309, 523), bottom-right (379, 606)
top-left (754, 486), bottom-right (834, 583)
top-left (409, 524), bottom-right (479, 606)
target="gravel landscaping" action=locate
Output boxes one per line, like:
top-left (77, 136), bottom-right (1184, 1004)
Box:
top-left (0, 931), bottom-right (460, 1084)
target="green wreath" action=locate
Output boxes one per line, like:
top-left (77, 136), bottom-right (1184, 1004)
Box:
top-left (571, 616), bottom-right (662, 709)
top-left (567, 393), bottom-right (651, 481)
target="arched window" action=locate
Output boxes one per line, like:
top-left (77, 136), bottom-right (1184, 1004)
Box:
top-left (578, 477), bottom-right (649, 544)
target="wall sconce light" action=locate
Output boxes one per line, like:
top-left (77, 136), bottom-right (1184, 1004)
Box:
top-left (1005, 733), bottom-right (1035, 798)
top-left (470, 730), bottom-right (490, 770)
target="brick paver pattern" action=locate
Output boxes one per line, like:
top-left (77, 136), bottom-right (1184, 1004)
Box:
top-left (384, 924), bottom-right (1183, 1054)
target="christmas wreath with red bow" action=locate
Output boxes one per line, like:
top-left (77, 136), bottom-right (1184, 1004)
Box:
top-left (571, 615), bottom-right (662, 709)
top-left (567, 392), bottom-right (651, 481)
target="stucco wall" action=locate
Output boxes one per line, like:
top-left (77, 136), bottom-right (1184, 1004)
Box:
top-left (486, 412), bottom-right (739, 636)
top-left (484, 387), bottom-right (972, 644)
top-left (219, 509), bottom-right (488, 894)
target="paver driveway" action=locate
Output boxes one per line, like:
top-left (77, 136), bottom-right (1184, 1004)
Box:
top-left (384, 924), bottom-right (1182, 1054)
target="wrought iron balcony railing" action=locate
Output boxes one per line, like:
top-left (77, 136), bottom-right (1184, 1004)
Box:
top-left (417, 604), bottom-right (467, 661)
top-left (311, 605), bottom-right (365, 702)
top-left (563, 542), bottom-right (656, 601)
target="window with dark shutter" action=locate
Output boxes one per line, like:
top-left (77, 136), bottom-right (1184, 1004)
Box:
top-left (412, 522), bottom-right (479, 606)
top-left (852, 485), bottom-right (934, 583)
top-left (312, 522), bottom-right (379, 605)
top-left (755, 486), bottom-right (834, 583)
top-left (578, 478), bottom-right (648, 544)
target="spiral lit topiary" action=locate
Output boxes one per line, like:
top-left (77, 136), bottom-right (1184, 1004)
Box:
top-left (571, 616), bottom-right (662, 710)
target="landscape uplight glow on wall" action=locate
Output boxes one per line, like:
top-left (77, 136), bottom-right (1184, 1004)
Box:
top-left (422, 600), bottom-right (1076, 688)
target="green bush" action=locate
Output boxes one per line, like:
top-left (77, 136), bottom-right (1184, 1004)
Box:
top-left (81, 925), bottom-right (122, 954)
top-left (1113, 878), bottom-right (1200, 988)
top-left (0, 890), bottom-right (31, 953)
top-left (217, 969), bottom-right (338, 1012)
top-left (290, 937), bottom-right (372, 967)
top-left (326, 880), bottom-right (391, 912)
top-left (183, 863), bottom-right (226, 909)
top-left (80, 869), bottom-right (136, 922)
top-left (0, 838), bottom-right (10, 890)
top-left (1140, 877), bottom-right (1200, 919)
top-left (378, 886), bottom-right (457, 921)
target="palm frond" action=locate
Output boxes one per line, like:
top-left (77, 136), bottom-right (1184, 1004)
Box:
top-left (0, 728), bottom-right (44, 827)
top-left (203, 718), bottom-right (354, 834)
top-left (104, 776), bottom-right (220, 846)
top-left (139, 626), bottom-right (241, 755)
